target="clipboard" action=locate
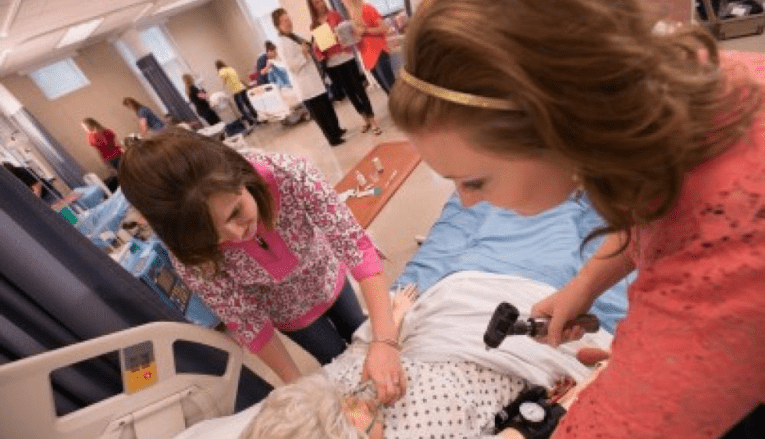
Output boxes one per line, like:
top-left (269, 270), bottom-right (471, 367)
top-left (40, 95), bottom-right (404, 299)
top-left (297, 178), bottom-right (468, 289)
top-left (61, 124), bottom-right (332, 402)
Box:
top-left (311, 23), bottom-right (337, 51)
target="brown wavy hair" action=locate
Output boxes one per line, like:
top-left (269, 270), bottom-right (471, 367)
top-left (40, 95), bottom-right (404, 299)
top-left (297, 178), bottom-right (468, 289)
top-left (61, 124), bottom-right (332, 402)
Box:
top-left (119, 128), bottom-right (275, 269)
top-left (82, 117), bottom-right (105, 132)
top-left (122, 97), bottom-right (144, 114)
top-left (306, 0), bottom-right (329, 30)
top-left (389, 0), bottom-right (764, 254)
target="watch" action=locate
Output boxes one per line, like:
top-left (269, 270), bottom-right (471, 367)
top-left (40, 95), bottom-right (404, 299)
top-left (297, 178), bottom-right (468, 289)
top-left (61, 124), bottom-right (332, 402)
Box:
top-left (519, 401), bottom-right (547, 425)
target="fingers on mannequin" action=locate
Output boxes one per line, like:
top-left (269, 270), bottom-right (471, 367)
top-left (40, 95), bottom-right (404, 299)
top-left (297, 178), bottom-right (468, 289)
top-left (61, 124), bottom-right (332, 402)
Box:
top-left (379, 382), bottom-right (396, 405)
top-left (548, 317), bottom-right (568, 347)
top-left (576, 347), bottom-right (611, 366)
top-left (571, 325), bottom-right (586, 341)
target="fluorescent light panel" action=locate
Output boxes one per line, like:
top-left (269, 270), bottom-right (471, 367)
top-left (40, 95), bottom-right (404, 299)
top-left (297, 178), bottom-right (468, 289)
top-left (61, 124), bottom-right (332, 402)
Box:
top-left (154, 0), bottom-right (199, 15)
top-left (134, 3), bottom-right (155, 22)
top-left (0, 48), bottom-right (10, 68)
top-left (1, 0), bottom-right (23, 38)
top-left (56, 17), bottom-right (104, 49)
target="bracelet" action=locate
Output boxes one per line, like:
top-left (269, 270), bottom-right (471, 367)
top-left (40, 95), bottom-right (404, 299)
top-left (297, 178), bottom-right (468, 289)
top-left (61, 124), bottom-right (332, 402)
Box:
top-left (371, 338), bottom-right (400, 350)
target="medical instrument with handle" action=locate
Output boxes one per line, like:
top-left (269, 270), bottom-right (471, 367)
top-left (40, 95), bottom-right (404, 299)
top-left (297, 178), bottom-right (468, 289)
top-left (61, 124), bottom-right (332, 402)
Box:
top-left (483, 302), bottom-right (600, 349)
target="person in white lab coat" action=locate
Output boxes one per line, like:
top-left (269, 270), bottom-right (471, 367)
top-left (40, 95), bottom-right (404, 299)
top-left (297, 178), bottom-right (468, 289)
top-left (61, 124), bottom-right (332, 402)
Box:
top-left (273, 8), bottom-right (347, 146)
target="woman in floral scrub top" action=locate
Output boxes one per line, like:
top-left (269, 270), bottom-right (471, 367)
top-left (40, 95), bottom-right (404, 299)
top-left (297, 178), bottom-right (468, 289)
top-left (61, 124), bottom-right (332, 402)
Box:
top-left (119, 128), bottom-right (406, 405)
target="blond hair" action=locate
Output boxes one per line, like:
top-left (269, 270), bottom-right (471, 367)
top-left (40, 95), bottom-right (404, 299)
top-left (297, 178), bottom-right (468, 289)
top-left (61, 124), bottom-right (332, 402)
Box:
top-left (389, 0), bottom-right (763, 251)
top-left (343, 0), bottom-right (365, 26)
top-left (240, 373), bottom-right (366, 439)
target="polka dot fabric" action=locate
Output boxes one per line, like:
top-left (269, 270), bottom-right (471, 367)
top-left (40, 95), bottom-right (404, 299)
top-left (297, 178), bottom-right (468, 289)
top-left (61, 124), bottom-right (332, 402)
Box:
top-left (324, 349), bottom-right (525, 438)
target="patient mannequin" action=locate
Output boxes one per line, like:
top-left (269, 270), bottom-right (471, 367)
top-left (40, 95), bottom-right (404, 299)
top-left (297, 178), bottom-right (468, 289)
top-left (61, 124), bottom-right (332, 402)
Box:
top-left (240, 287), bottom-right (418, 439)
top-left (240, 285), bottom-right (604, 439)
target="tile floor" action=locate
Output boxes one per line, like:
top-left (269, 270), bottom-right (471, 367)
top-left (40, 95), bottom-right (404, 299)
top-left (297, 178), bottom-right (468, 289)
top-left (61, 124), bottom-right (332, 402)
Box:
top-left (239, 30), bottom-right (765, 386)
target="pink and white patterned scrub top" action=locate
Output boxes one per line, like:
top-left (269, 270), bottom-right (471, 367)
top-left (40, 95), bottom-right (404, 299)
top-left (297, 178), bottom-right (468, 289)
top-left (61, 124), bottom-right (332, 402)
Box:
top-left (172, 152), bottom-right (383, 353)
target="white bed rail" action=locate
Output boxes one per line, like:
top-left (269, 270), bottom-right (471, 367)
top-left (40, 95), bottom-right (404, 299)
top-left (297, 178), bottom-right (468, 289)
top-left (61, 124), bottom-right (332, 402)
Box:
top-left (0, 322), bottom-right (248, 439)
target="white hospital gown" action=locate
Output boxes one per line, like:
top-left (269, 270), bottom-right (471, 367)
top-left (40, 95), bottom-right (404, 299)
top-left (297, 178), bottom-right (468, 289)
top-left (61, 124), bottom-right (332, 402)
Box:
top-left (324, 347), bottom-right (525, 438)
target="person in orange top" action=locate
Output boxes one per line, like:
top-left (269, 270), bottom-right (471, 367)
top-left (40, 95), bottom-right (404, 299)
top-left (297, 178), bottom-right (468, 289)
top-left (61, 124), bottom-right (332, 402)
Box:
top-left (308, 0), bottom-right (382, 134)
top-left (341, 0), bottom-right (395, 94)
top-left (389, 0), bottom-right (765, 437)
top-left (81, 117), bottom-right (123, 170)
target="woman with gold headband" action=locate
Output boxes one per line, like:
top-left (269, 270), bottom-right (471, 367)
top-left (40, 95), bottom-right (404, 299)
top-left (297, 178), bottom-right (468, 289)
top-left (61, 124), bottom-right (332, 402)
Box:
top-left (389, 0), bottom-right (765, 438)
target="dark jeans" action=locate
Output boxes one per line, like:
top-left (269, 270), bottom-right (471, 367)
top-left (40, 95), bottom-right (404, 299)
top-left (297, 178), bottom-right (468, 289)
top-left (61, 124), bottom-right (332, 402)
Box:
top-left (199, 109), bottom-right (221, 126)
top-left (327, 59), bottom-right (374, 117)
top-left (283, 280), bottom-right (367, 365)
top-left (234, 90), bottom-right (258, 124)
top-left (107, 156), bottom-right (121, 170)
top-left (303, 93), bottom-right (344, 145)
top-left (371, 51), bottom-right (395, 94)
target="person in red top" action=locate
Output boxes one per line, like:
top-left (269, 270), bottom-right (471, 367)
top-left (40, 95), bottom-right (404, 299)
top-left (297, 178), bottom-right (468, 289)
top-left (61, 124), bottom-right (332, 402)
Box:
top-left (341, 0), bottom-right (395, 94)
top-left (388, 0), bottom-right (765, 438)
top-left (81, 117), bottom-right (123, 170)
top-left (308, 0), bottom-right (382, 134)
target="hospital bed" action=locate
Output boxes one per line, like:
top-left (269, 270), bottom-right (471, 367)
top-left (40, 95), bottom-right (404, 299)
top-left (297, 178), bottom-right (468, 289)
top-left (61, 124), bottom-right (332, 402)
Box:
top-left (0, 322), bottom-right (256, 439)
top-left (0, 192), bottom-right (627, 439)
top-left (246, 84), bottom-right (306, 125)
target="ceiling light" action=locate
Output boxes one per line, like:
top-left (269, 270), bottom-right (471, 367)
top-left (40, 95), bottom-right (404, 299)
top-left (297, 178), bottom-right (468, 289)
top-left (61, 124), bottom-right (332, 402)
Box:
top-left (134, 3), bottom-right (155, 22)
top-left (154, 0), bottom-right (200, 15)
top-left (0, 49), bottom-right (10, 68)
top-left (1, 0), bottom-right (23, 38)
top-left (56, 17), bottom-right (104, 49)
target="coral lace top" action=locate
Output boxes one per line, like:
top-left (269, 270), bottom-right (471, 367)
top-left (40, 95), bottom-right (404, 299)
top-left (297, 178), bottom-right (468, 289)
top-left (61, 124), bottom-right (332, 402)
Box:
top-left (555, 52), bottom-right (765, 439)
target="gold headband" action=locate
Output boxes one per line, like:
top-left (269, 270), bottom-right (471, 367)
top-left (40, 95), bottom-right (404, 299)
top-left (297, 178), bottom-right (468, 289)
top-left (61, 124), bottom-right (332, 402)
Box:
top-left (399, 70), bottom-right (521, 111)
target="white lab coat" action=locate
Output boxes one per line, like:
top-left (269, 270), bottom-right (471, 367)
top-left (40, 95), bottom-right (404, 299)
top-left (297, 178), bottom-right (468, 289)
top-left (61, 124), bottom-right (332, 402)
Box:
top-left (278, 34), bottom-right (326, 102)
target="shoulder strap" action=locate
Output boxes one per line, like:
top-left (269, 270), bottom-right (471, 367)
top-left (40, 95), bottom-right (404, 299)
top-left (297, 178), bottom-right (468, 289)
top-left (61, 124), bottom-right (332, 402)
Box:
top-left (286, 32), bottom-right (306, 45)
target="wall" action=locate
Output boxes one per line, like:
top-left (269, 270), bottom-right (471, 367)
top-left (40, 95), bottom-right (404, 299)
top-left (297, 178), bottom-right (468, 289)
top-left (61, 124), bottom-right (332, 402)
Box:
top-left (211, 0), bottom-right (265, 73)
top-left (165, 0), bottom-right (264, 96)
top-left (280, 0), bottom-right (314, 41)
top-left (0, 41), bottom-right (160, 179)
top-left (0, 0), bottom-right (264, 180)
top-left (646, 0), bottom-right (694, 23)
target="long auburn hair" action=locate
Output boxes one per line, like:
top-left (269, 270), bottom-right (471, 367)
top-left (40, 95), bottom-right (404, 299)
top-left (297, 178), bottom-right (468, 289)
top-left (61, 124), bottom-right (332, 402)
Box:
top-left (182, 74), bottom-right (195, 98)
top-left (389, 0), bottom-right (764, 254)
top-left (306, 0), bottom-right (329, 30)
top-left (122, 97), bottom-right (144, 114)
top-left (82, 117), bottom-right (105, 133)
top-left (118, 128), bottom-right (275, 269)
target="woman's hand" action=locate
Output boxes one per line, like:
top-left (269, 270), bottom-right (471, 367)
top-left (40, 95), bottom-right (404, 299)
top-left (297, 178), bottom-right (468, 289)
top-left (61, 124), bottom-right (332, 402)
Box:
top-left (301, 42), bottom-right (311, 58)
top-left (531, 283), bottom-right (593, 347)
top-left (362, 341), bottom-right (405, 406)
top-left (353, 23), bottom-right (365, 37)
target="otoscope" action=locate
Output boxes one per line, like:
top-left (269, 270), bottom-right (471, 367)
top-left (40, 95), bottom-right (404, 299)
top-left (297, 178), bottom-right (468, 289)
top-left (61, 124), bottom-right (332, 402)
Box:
top-left (483, 302), bottom-right (601, 349)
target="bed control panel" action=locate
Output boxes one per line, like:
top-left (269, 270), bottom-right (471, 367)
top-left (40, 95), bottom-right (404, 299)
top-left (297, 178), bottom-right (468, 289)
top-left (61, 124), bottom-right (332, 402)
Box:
top-left (122, 341), bottom-right (158, 394)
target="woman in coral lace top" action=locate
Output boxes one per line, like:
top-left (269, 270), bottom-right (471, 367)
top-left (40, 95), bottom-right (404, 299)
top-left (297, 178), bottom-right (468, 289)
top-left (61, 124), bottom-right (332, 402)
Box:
top-left (388, 0), bottom-right (765, 437)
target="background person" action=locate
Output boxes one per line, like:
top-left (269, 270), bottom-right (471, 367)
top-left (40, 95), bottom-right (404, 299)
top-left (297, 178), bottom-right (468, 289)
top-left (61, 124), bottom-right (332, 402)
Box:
top-left (341, 0), bottom-right (395, 94)
top-left (183, 74), bottom-right (222, 126)
top-left (122, 97), bottom-right (165, 136)
top-left (274, 8), bottom-right (347, 146)
top-left (215, 60), bottom-right (261, 127)
top-left (308, 0), bottom-right (382, 135)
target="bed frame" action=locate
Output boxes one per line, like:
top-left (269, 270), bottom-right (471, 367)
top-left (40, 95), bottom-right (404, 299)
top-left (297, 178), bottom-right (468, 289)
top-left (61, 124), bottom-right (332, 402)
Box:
top-left (0, 322), bottom-right (254, 439)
